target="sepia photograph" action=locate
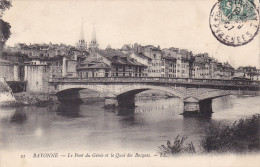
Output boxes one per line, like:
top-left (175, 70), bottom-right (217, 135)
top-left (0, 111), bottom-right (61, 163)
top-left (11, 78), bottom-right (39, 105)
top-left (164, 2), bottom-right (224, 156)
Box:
top-left (0, 0), bottom-right (260, 166)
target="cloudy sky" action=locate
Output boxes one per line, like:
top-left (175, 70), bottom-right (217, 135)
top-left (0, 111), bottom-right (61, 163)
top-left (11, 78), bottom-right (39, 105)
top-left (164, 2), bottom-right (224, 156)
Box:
top-left (2, 0), bottom-right (260, 68)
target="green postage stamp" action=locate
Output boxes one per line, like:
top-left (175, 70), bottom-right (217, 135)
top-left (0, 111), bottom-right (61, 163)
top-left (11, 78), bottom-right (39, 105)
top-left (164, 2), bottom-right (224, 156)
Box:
top-left (220, 0), bottom-right (258, 22)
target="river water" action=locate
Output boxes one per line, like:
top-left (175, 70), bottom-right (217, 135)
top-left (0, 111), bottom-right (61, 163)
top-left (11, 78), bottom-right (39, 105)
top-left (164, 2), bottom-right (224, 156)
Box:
top-left (0, 95), bottom-right (259, 153)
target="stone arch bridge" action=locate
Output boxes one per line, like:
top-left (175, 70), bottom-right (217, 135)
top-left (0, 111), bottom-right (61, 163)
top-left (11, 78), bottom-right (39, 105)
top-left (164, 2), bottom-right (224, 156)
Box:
top-left (48, 77), bottom-right (260, 115)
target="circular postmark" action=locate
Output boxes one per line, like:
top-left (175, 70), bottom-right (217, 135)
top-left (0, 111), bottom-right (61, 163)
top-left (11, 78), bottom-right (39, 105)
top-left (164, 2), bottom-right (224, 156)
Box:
top-left (209, 0), bottom-right (259, 47)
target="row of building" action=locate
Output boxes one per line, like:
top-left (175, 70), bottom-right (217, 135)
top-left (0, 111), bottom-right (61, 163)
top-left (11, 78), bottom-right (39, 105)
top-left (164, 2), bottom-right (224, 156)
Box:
top-left (2, 42), bottom-right (259, 81)
top-left (73, 44), bottom-right (236, 80)
top-left (1, 19), bottom-right (260, 86)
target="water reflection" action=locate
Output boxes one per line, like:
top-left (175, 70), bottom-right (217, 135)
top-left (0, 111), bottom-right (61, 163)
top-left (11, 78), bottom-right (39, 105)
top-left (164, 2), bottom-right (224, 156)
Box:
top-left (56, 104), bottom-right (81, 118)
top-left (117, 108), bottom-right (135, 116)
top-left (0, 95), bottom-right (259, 152)
top-left (10, 108), bottom-right (27, 124)
top-left (135, 98), bottom-right (183, 114)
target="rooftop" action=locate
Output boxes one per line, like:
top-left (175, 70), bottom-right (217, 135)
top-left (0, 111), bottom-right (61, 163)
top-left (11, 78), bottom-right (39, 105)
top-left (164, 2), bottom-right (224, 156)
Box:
top-left (77, 62), bottom-right (110, 70)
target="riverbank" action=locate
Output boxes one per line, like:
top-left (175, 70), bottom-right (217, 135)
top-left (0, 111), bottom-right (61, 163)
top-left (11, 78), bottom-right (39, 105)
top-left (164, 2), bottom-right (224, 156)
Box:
top-left (0, 78), bottom-right (16, 106)
top-left (2, 92), bottom-right (57, 107)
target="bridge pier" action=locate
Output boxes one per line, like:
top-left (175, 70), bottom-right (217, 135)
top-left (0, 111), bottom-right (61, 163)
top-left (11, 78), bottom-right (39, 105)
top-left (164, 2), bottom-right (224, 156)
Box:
top-left (104, 97), bottom-right (118, 108)
top-left (199, 99), bottom-right (213, 115)
top-left (104, 90), bottom-right (144, 109)
top-left (117, 93), bottom-right (136, 108)
top-left (183, 97), bottom-right (212, 116)
top-left (183, 97), bottom-right (200, 115)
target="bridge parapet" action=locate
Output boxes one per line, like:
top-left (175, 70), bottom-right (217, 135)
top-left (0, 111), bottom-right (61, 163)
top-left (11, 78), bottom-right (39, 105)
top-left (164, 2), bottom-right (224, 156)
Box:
top-left (49, 77), bottom-right (260, 88)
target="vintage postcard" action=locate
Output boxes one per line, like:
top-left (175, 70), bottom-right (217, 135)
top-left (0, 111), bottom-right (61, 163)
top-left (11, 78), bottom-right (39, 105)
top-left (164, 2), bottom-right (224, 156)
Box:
top-left (0, 0), bottom-right (260, 166)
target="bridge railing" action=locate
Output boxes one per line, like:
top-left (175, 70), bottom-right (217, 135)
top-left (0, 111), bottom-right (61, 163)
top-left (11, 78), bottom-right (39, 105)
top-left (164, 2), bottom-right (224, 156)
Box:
top-left (49, 77), bottom-right (260, 87)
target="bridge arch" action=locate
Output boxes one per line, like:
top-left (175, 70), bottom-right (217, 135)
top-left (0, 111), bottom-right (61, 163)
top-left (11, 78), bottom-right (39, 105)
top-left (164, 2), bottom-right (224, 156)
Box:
top-left (114, 84), bottom-right (186, 99)
top-left (111, 84), bottom-right (186, 108)
top-left (55, 85), bottom-right (109, 103)
top-left (57, 84), bottom-right (108, 94)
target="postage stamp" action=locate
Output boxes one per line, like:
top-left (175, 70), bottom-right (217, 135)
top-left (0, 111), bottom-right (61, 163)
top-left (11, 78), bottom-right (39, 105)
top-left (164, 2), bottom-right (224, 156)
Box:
top-left (209, 0), bottom-right (259, 46)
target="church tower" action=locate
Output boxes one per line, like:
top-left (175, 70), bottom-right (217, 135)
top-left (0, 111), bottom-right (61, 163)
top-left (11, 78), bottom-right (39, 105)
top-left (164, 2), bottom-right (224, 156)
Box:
top-left (89, 20), bottom-right (99, 50)
top-left (76, 18), bottom-right (87, 51)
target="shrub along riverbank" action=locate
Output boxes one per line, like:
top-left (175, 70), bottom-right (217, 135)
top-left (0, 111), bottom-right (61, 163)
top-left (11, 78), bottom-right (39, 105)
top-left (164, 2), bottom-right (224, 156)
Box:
top-left (159, 114), bottom-right (260, 156)
top-left (201, 114), bottom-right (260, 153)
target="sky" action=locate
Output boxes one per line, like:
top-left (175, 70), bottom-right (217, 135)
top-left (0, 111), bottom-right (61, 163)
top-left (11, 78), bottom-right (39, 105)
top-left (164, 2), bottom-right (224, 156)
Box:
top-left (2, 0), bottom-right (260, 68)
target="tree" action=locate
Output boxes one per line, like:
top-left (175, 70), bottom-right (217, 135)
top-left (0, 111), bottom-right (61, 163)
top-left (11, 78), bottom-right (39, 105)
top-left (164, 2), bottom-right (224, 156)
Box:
top-left (0, 0), bottom-right (12, 13)
top-left (0, 0), bottom-right (12, 50)
top-left (0, 19), bottom-right (11, 48)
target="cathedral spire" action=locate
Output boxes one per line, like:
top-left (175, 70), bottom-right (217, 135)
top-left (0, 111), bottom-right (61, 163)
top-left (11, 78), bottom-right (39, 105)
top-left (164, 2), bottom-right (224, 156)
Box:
top-left (80, 17), bottom-right (84, 41)
top-left (76, 17), bottom-right (87, 51)
top-left (89, 19), bottom-right (99, 50)
top-left (91, 19), bottom-right (96, 43)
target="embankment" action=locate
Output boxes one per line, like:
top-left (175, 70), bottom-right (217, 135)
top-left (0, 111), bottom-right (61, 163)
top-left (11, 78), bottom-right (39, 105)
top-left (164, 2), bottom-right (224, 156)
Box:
top-left (0, 77), bottom-right (16, 106)
top-left (13, 92), bottom-right (57, 106)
